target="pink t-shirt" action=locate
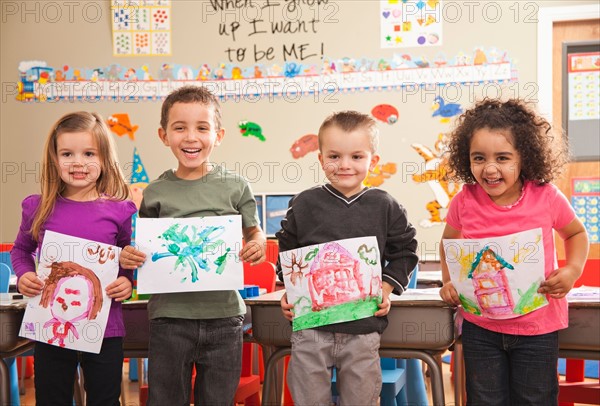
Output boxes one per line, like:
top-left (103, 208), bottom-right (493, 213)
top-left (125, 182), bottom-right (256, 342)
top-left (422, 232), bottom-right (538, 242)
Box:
top-left (446, 181), bottom-right (575, 335)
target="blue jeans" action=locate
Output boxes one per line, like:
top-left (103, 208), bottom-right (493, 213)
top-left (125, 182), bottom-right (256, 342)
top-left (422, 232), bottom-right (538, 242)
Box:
top-left (462, 320), bottom-right (559, 406)
top-left (34, 338), bottom-right (123, 406)
top-left (147, 316), bottom-right (243, 406)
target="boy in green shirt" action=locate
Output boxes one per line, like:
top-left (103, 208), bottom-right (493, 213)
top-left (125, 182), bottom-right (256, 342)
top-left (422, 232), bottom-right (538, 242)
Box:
top-left (121, 86), bottom-right (266, 405)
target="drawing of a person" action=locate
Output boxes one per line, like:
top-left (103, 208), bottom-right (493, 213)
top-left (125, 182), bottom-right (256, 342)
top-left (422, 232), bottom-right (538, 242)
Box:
top-left (40, 261), bottom-right (103, 347)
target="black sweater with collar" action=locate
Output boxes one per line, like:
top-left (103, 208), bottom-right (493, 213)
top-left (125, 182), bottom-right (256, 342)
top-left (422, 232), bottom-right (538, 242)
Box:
top-left (275, 184), bottom-right (419, 334)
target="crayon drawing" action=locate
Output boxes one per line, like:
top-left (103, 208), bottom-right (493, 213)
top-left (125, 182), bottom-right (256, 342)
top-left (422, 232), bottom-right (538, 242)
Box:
top-left (19, 231), bottom-right (119, 354)
top-left (443, 228), bottom-right (548, 319)
top-left (280, 236), bottom-right (382, 331)
top-left (135, 216), bottom-right (243, 294)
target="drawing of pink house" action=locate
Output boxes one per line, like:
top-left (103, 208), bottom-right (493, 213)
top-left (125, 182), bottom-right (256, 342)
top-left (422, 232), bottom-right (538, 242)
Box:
top-left (307, 242), bottom-right (369, 311)
top-left (468, 246), bottom-right (515, 318)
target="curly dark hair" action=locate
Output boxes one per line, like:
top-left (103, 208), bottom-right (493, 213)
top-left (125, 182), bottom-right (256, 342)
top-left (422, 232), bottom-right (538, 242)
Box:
top-left (446, 98), bottom-right (569, 184)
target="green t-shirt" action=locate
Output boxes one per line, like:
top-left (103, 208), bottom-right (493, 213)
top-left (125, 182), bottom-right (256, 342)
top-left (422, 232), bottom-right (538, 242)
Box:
top-left (139, 165), bottom-right (260, 319)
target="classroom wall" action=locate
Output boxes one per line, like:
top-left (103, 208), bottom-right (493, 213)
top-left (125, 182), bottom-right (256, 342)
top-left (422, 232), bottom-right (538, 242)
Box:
top-left (1, 0), bottom-right (596, 257)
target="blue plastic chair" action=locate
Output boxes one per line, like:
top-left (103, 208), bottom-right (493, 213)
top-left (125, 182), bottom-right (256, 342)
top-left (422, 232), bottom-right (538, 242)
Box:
top-left (1, 262), bottom-right (21, 406)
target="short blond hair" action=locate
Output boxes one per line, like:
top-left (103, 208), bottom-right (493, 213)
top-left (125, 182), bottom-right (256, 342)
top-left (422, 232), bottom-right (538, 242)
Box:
top-left (318, 111), bottom-right (379, 153)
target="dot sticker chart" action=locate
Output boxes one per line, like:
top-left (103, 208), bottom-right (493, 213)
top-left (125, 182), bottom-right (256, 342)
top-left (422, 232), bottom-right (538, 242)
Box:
top-left (111, 0), bottom-right (171, 56)
top-left (380, 0), bottom-right (443, 49)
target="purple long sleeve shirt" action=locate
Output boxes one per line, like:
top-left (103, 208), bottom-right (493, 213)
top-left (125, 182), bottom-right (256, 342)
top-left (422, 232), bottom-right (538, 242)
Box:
top-left (11, 195), bottom-right (137, 338)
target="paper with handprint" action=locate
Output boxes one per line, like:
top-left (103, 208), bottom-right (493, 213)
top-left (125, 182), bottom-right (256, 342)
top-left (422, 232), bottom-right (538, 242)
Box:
top-left (442, 228), bottom-right (548, 319)
top-left (19, 231), bottom-right (119, 354)
top-left (280, 236), bottom-right (382, 331)
top-left (135, 216), bottom-right (243, 294)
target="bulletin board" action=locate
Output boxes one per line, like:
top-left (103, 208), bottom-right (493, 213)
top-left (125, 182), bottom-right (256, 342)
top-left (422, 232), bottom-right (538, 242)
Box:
top-left (562, 40), bottom-right (600, 162)
top-left (4, 0), bottom-right (589, 254)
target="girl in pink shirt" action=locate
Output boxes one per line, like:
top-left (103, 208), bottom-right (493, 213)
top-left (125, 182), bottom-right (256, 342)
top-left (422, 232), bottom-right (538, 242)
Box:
top-left (439, 99), bottom-right (589, 405)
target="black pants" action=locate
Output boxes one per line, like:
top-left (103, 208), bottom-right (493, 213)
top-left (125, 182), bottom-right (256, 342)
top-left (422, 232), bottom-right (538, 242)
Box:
top-left (34, 337), bottom-right (123, 406)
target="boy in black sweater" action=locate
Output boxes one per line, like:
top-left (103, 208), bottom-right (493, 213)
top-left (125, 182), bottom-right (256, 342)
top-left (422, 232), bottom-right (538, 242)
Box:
top-left (276, 111), bottom-right (418, 405)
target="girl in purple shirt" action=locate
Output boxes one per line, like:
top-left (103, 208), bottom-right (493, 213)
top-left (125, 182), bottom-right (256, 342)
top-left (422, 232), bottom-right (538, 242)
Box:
top-left (439, 99), bottom-right (589, 405)
top-left (11, 111), bottom-right (136, 406)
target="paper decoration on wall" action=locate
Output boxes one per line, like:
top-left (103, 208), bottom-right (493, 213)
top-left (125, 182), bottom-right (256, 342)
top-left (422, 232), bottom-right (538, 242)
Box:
top-left (238, 121), bottom-right (266, 141)
top-left (411, 134), bottom-right (460, 228)
top-left (290, 134), bottom-right (319, 159)
top-left (135, 216), bottom-right (243, 294)
top-left (19, 231), bottom-right (119, 353)
top-left (571, 177), bottom-right (600, 243)
top-left (15, 49), bottom-right (514, 102)
top-left (567, 52), bottom-right (600, 120)
top-left (280, 236), bottom-right (382, 331)
top-left (380, 0), bottom-right (442, 48)
top-left (431, 96), bottom-right (462, 123)
top-left (371, 104), bottom-right (399, 124)
top-left (111, 0), bottom-right (171, 56)
top-left (443, 228), bottom-right (548, 319)
top-left (107, 113), bottom-right (139, 140)
top-left (364, 163), bottom-right (397, 188)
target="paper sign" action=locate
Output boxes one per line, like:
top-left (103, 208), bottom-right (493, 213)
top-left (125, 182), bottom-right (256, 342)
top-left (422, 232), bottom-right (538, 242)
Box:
top-left (135, 216), bottom-right (243, 294)
top-left (19, 231), bottom-right (119, 354)
top-left (443, 228), bottom-right (548, 319)
top-left (280, 236), bottom-right (382, 331)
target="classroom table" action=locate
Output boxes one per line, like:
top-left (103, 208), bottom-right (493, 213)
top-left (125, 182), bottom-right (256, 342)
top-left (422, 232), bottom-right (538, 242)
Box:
top-left (246, 289), bottom-right (456, 406)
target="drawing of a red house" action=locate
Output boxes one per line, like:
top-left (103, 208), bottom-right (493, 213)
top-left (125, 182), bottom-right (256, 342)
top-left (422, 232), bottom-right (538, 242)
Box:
top-left (468, 246), bottom-right (515, 318)
top-left (307, 242), bottom-right (369, 311)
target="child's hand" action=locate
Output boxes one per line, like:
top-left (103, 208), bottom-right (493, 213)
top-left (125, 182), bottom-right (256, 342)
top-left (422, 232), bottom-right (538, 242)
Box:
top-left (18, 271), bottom-right (43, 297)
top-left (538, 264), bottom-right (580, 299)
top-left (106, 276), bottom-right (133, 302)
top-left (120, 245), bottom-right (146, 269)
top-left (280, 292), bottom-right (294, 321)
top-left (440, 281), bottom-right (460, 305)
top-left (375, 282), bottom-right (394, 317)
top-left (240, 240), bottom-right (266, 266)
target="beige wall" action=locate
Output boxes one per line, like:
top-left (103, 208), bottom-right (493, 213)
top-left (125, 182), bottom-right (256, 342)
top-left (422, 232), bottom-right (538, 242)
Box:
top-left (1, 0), bottom-right (596, 256)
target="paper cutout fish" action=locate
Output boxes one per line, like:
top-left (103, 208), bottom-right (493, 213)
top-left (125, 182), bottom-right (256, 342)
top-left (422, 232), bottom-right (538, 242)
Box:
top-left (107, 114), bottom-right (138, 140)
top-left (290, 134), bottom-right (318, 159)
top-left (371, 104), bottom-right (399, 125)
top-left (238, 121), bottom-right (266, 142)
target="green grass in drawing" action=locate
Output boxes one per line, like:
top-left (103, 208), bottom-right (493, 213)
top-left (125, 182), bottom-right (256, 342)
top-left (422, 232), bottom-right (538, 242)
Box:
top-left (151, 223), bottom-right (230, 282)
top-left (514, 281), bottom-right (548, 314)
top-left (459, 293), bottom-right (481, 315)
top-left (292, 297), bottom-right (381, 331)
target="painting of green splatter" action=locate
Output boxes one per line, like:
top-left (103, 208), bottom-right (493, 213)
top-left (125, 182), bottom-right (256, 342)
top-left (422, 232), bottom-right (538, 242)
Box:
top-left (135, 216), bottom-right (243, 294)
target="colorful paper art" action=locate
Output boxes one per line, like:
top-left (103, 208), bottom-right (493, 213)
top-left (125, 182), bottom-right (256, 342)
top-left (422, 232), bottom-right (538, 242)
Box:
top-left (431, 96), bottom-right (462, 123)
top-left (411, 133), bottom-right (460, 227)
top-left (443, 228), bottom-right (548, 319)
top-left (371, 104), bottom-right (399, 124)
top-left (135, 216), bottom-right (243, 294)
top-left (280, 236), bottom-right (383, 331)
top-left (380, 0), bottom-right (443, 48)
top-left (19, 231), bottom-right (119, 354)
top-left (15, 49), bottom-right (514, 102)
top-left (107, 113), bottom-right (138, 140)
top-left (239, 121), bottom-right (266, 141)
top-left (111, 0), bottom-right (171, 56)
top-left (364, 163), bottom-right (397, 188)
top-left (290, 134), bottom-right (318, 159)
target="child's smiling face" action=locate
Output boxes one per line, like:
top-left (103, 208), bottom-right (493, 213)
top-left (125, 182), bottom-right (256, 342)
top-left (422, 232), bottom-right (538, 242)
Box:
top-left (318, 125), bottom-right (380, 198)
top-left (469, 127), bottom-right (523, 206)
top-left (158, 102), bottom-right (224, 180)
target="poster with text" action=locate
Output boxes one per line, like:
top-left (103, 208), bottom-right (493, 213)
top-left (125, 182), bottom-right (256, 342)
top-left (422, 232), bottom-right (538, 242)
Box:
top-left (280, 236), bottom-right (382, 331)
top-left (443, 228), bottom-right (548, 319)
top-left (19, 231), bottom-right (119, 354)
top-left (135, 216), bottom-right (243, 294)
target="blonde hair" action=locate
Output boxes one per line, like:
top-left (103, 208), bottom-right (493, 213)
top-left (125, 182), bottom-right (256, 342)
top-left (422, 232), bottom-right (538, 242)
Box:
top-left (318, 111), bottom-right (379, 153)
top-left (31, 111), bottom-right (130, 241)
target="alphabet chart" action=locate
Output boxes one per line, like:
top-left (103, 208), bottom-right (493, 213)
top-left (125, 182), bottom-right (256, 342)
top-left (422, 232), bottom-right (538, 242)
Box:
top-left (111, 0), bottom-right (171, 56)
